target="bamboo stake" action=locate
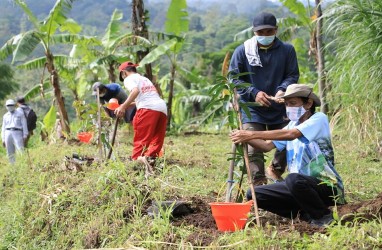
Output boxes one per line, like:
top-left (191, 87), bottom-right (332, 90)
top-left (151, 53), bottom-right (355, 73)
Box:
top-left (107, 117), bottom-right (120, 160)
top-left (225, 143), bottom-right (236, 202)
top-left (96, 88), bottom-right (103, 160)
top-left (233, 89), bottom-right (260, 227)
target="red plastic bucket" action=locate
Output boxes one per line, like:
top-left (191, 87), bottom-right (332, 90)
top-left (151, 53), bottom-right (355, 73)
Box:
top-left (107, 98), bottom-right (120, 110)
top-left (77, 132), bottom-right (93, 143)
top-left (209, 201), bottom-right (253, 232)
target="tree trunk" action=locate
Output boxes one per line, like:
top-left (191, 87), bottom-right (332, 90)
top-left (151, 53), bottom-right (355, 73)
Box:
top-left (107, 62), bottom-right (116, 83)
top-left (131, 0), bottom-right (163, 98)
top-left (131, 0), bottom-right (153, 81)
top-left (45, 50), bottom-right (70, 135)
top-left (167, 64), bottom-right (176, 127)
top-left (315, 0), bottom-right (328, 113)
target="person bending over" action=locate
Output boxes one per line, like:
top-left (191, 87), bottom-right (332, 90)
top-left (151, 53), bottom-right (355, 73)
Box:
top-left (114, 62), bottom-right (167, 171)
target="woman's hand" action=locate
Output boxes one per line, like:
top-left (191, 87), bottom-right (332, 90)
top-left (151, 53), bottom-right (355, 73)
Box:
top-left (230, 130), bottom-right (252, 144)
top-left (114, 106), bottom-right (126, 118)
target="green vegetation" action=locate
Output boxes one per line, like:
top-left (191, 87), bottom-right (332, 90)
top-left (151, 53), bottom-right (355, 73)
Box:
top-left (0, 130), bottom-right (381, 249)
top-left (0, 0), bottom-right (381, 248)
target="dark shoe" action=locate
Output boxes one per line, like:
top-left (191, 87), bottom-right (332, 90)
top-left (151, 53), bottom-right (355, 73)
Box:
top-left (252, 177), bottom-right (267, 186)
top-left (266, 166), bottom-right (284, 183)
top-left (310, 213), bottom-right (334, 227)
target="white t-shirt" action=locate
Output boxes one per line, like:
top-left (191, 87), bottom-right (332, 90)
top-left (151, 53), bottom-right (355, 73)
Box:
top-left (124, 73), bottom-right (167, 115)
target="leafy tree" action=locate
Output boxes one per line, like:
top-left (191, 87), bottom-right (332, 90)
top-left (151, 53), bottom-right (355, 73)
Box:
top-left (0, 63), bottom-right (18, 100)
top-left (0, 0), bottom-right (84, 135)
top-left (69, 8), bottom-right (151, 84)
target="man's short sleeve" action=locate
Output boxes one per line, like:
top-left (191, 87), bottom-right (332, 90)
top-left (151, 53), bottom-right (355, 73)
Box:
top-left (272, 122), bottom-right (290, 151)
top-left (272, 140), bottom-right (286, 151)
top-left (295, 112), bottom-right (329, 143)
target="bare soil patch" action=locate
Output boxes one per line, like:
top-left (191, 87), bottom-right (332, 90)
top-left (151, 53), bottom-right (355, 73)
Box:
top-left (173, 193), bottom-right (382, 237)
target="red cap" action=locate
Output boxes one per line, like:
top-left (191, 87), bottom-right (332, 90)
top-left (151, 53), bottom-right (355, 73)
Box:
top-left (119, 61), bottom-right (139, 81)
top-left (119, 61), bottom-right (138, 71)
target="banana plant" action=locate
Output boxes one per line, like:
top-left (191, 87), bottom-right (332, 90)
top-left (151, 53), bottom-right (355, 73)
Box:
top-left (139, 0), bottom-right (189, 128)
top-left (0, 0), bottom-right (88, 135)
top-left (70, 9), bottom-right (152, 83)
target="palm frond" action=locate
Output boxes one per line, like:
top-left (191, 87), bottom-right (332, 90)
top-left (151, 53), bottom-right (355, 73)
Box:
top-left (50, 34), bottom-right (100, 46)
top-left (12, 31), bottom-right (43, 63)
top-left (0, 36), bottom-right (20, 61)
top-left (23, 81), bottom-right (51, 101)
top-left (18, 55), bottom-right (81, 70)
top-left (113, 34), bottom-right (152, 50)
top-left (139, 38), bottom-right (178, 66)
top-left (102, 9), bottom-right (123, 48)
top-left (14, 0), bottom-right (40, 29)
top-left (234, 27), bottom-right (252, 42)
top-left (41, 0), bottom-right (75, 37)
top-left (165, 0), bottom-right (189, 36)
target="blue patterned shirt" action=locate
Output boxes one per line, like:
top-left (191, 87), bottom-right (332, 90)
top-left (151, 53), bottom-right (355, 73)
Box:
top-left (273, 112), bottom-right (345, 202)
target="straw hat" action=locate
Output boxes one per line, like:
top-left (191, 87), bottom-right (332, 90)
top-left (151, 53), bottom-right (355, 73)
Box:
top-left (282, 84), bottom-right (321, 106)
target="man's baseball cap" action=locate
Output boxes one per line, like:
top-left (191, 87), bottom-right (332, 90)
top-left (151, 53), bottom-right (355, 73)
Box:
top-left (92, 82), bottom-right (105, 95)
top-left (252, 12), bottom-right (277, 31)
top-left (16, 96), bottom-right (26, 104)
top-left (118, 61), bottom-right (139, 81)
top-left (5, 99), bottom-right (16, 106)
top-left (281, 84), bottom-right (321, 106)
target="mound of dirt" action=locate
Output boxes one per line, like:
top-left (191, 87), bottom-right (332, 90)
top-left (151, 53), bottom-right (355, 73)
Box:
top-left (173, 193), bottom-right (382, 236)
top-left (172, 196), bottom-right (216, 229)
top-left (172, 196), bottom-right (220, 246)
top-left (337, 192), bottom-right (382, 222)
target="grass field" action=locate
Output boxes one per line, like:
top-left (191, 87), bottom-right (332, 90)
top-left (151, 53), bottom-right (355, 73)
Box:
top-left (0, 125), bottom-right (381, 249)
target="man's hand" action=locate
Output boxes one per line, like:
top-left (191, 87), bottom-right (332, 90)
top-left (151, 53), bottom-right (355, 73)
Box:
top-left (272, 90), bottom-right (285, 103)
top-left (230, 130), bottom-right (252, 144)
top-left (114, 106), bottom-right (126, 118)
top-left (255, 91), bottom-right (272, 107)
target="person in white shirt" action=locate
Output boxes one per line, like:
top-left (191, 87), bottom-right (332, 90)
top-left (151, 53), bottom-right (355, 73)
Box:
top-left (2, 99), bottom-right (28, 164)
top-left (115, 62), bottom-right (167, 170)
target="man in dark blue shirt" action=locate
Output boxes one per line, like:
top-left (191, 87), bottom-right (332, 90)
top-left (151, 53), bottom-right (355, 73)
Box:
top-left (229, 12), bottom-right (299, 184)
top-left (92, 82), bottom-right (136, 122)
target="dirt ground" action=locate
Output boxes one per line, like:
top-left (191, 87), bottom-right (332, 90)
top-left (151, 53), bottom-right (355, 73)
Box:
top-left (172, 192), bottom-right (382, 244)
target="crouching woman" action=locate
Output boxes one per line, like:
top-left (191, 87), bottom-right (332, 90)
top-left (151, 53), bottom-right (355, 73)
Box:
top-left (230, 84), bottom-right (345, 227)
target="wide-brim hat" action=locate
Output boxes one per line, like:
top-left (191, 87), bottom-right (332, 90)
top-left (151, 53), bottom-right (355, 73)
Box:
top-left (118, 61), bottom-right (139, 81)
top-left (281, 84), bottom-right (321, 106)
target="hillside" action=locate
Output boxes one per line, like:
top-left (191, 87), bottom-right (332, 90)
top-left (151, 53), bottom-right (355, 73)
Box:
top-left (0, 0), bottom-right (280, 46)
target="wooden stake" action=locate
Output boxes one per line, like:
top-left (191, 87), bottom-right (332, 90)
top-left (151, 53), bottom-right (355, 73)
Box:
top-left (107, 117), bottom-right (120, 160)
top-left (233, 89), bottom-right (261, 227)
top-left (96, 88), bottom-right (103, 160)
top-left (225, 143), bottom-right (236, 202)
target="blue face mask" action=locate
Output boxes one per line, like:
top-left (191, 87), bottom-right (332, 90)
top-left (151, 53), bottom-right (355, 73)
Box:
top-left (256, 35), bottom-right (275, 46)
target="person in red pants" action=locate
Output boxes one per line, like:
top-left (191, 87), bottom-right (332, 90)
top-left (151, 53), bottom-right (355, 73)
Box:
top-left (114, 62), bottom-right (167, 174)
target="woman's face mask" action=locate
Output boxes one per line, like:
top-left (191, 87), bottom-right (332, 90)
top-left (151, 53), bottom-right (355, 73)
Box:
top-left (256, 35), bottom-right (275, 46)
top-left (6, 105), bottom-right (16, 112)
top-left (286, 106), bottom-right (306, 121)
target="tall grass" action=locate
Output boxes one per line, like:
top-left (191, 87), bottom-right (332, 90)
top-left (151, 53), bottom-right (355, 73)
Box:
top-left (325, 0), bottom-right (382, 145)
